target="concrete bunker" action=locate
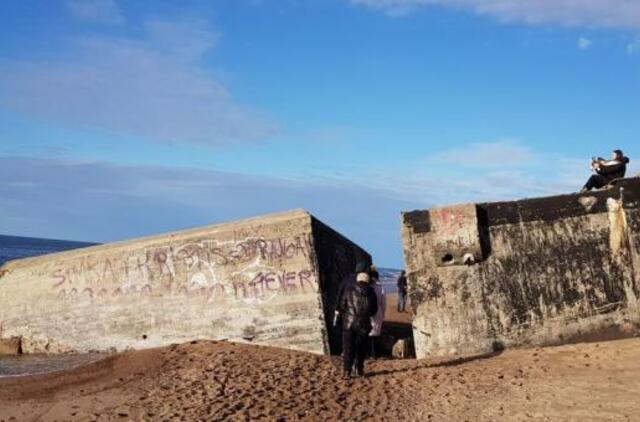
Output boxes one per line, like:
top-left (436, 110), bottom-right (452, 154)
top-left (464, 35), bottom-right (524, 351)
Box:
top-left (402, 178), bottom-right (640, 359)
top-left (0, 210), bottom-right (369, 355)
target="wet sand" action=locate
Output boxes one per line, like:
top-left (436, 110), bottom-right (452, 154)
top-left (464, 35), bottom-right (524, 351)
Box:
top-left (0, 353), bottom-right (107, 378)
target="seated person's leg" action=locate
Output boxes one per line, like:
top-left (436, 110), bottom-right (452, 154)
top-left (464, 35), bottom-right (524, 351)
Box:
top-left (583, 174), bottom-right (608, 191)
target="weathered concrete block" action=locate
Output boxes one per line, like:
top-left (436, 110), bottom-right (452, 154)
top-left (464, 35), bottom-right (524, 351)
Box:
top-left (0, 210), bottom-right (369, 355)
top-left (402, 178), bottom-right (640, 359)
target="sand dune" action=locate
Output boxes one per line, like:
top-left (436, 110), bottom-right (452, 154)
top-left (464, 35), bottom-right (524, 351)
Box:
top-left (2, 335), bottom-right (640, 421)
top-left (1, 296), bottom-right (638, 421)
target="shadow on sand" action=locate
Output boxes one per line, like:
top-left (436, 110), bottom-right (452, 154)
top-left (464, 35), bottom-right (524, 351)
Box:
top-left (366, 350), bottom-right (504, 378)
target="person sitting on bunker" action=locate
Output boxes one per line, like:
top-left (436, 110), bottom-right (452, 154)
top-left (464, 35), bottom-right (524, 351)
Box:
top-left (336, 263), bottom-right (378, 379)
top-left (581, 149), bottom-right (630, 192)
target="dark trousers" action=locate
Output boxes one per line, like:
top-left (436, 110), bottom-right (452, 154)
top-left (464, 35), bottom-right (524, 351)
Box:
top-left (342, 329), bottom-right (369, 374)
top-left (397, 290), bottom-right (407, 312)
top-left (583, 174), bottom-right (610, 191)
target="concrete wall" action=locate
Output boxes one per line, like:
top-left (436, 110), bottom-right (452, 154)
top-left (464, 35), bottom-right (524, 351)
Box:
top-left (0, 210), bottom-right (368, 355)
top-left (402, 178), bottom-right (640, 359)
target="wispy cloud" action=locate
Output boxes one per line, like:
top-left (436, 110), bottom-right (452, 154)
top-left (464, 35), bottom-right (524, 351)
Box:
top-left (0, 18), bottom-right (277, 146)
top-left (627, 36), bottom-right (640, 54)
top-left (430, 141), bottom-right (537, 168)
top-left (339, 141), bottom-right (615, 205)
top-left (2, 150), bottom-right (636, 264)
top-left (359, 168), bottom-right (581, 205)
top-left (349, 0), bottom-right (640, 30)
top-left (0, 157), bottom-right (416, 266)
top-left (578, 37), bottom-right (593, 50)
top-left (66, 0), bottom-right (125, 25)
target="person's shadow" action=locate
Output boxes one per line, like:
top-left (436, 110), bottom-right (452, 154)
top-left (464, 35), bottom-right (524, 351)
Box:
top-left (365, 349), bottom-right (504, 378)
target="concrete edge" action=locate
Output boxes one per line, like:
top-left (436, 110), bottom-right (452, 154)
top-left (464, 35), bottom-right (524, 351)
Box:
top-left (400, 177), bottom-right (640, 226)
top-left (401, 176), bottom-right (640, 209)
top-left (1, 209), bottom-right (312, 270)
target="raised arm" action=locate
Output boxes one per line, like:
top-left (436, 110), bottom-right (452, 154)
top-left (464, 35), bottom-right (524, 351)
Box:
top-left (596, 159), bottom-right (625, 176)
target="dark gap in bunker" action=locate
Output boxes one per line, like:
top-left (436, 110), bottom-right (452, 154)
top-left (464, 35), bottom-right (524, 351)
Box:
top-left (403, 210), bottom-right (431, 234)
top-left (310, 216), bottom-right (371, 356)
top-left (476, 204), bottom-right (492, 260)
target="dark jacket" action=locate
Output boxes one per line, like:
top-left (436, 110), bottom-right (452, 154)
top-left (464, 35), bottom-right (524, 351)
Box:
top-left (397, 274), bottom-right (407, 292)
top-left (334, 261), bottom-right (369, 314)
top-left (597, 156), bottom-right (629, 180)
top-left (338, 281), bottom-right (378, 335)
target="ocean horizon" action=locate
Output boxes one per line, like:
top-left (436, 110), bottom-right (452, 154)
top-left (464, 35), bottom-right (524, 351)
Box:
top-left (0, 234), bottom-right (98, 268)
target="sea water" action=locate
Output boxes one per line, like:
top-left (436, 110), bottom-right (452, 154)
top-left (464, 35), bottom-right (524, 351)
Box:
top-left (0, 234), bottom-right (97, 267)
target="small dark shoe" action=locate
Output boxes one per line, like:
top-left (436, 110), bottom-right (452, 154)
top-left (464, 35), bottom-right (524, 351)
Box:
top-left (354, 369), bottom-right (364, 378)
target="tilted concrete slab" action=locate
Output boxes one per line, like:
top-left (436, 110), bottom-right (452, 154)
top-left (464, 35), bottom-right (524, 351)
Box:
top-left (0, 210), bottom-right (369, 355)
top-left (402, 178), bottom-right (640, 359)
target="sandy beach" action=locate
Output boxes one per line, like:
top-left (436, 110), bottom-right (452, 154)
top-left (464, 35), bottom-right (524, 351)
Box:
top-left (2, 293), bottom-right (640, 421)
top-left (2, 336), bottom-right (640, 421)
top-left (383, 292), bottom-right (412, 324)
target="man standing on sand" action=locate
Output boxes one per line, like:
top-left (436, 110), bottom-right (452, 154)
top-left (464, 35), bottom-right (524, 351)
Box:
top-left (336, 263), bottom-right (378, 379)
top-left (396, 271), bottom-right (408, 313)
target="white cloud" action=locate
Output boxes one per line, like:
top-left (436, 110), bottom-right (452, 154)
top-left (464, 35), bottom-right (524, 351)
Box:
top-left (578, 37), bottom-right (593, 50)
top-left (430, 141), bottom-right (537, 168)
top-left (0, 19), bottom-right (277, 146)
top-left (0, 157), bottom-right (415, 266)
top-left (334, 142), bottom-right (615, 205)
top-left (352, 166), bottom-right (580, 206)
top-left (292, 140), bottom-right (604, 204)
top-left (5, 151), bottom-right (634, 263)
top-left (67, 0), bottom-right (125, 25)
top-left (627, 37), bottom-right (640, 54)
top-left (349, 0), bottom-right (640, 30)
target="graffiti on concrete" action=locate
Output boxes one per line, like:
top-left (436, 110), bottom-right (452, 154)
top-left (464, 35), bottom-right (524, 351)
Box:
top-left (50, 235), bottom-right (317, 304)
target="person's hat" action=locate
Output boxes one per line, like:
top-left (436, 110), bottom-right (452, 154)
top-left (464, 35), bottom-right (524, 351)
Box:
top-left (356, 272), bottom-right (370, 283)
top-left (613, 149), bottom-right (624, 157)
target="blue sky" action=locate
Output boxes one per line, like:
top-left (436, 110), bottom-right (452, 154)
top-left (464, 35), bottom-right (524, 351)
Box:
top-left (1, 0), bottom-right (639, 267)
